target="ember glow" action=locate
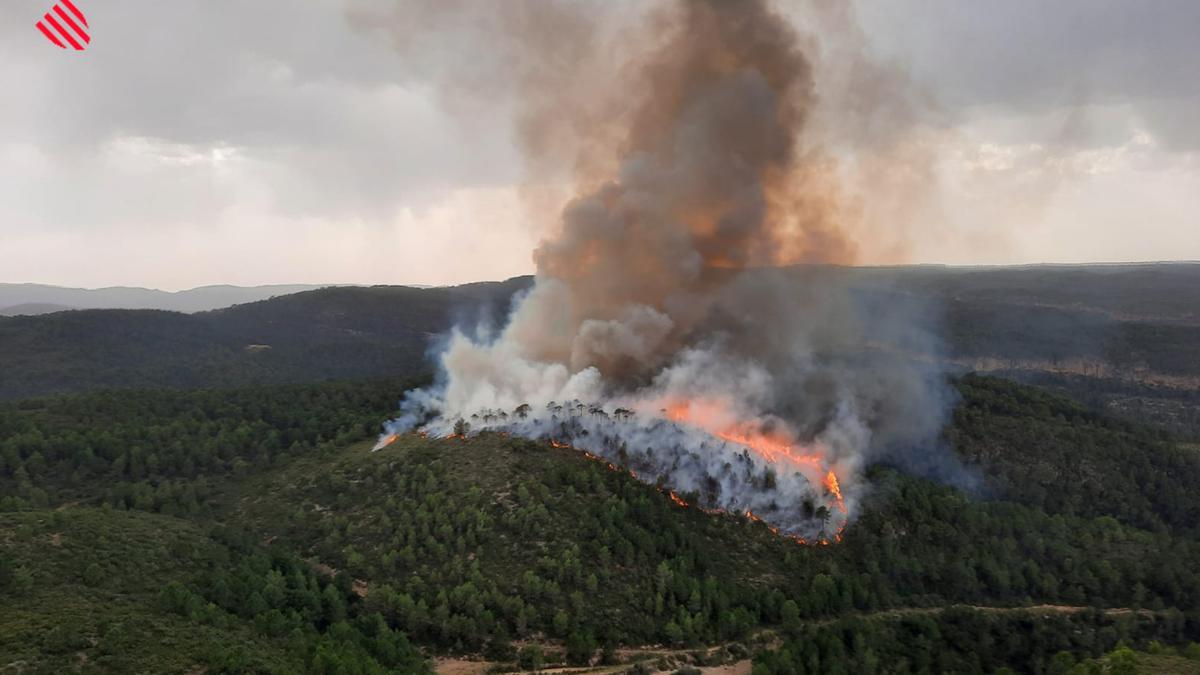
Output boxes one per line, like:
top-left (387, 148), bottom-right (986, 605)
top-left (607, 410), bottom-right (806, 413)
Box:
top-left (572, 437), bottom-right (832, 545)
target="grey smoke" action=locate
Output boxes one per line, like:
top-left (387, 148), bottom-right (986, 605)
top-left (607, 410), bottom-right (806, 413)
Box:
top-left (374, 0), bottom-right (969, 537)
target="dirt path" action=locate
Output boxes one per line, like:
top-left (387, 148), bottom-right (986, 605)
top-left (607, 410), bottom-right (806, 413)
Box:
top-left (434, 604), bottom-right (1146, 674)
top-left (698, 662), bottom-right (752, 675)
top-left (434, 657), bottom-right (492, 675)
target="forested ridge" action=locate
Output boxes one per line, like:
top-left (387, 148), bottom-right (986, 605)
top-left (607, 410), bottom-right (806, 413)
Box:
top-left (0, 279), bottom-right (526, 400)
top-left (4, 267), bottom-right (1200, 443)
top-left (1, 373), bottom-right (1199, 673)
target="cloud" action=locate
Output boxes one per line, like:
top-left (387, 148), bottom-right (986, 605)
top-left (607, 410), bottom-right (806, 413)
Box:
top-left (0, 0), bottom-right (535, 288)
top-left (0, 0), bottom-right (1197, 289)
top-left (0, 0), bottom-right (523, 217)
top-left (855, 0), bottom-right (1200, 150)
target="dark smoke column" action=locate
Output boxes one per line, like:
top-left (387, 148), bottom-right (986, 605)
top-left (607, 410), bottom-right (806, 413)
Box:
top-left (516, 0), bottom-right (857, 381)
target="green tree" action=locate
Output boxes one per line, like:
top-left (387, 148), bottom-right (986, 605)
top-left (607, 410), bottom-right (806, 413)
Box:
top-left (566, 631), bottom-right (596, 666)
top-left (1105, 647), bottom-right (1138, 675)
top-left (1048, 650), bottom-right (1076, 675)
top-left (518, 645), bottom-right (544, 671)
top-left (552, 609), bottom-right (570, 637)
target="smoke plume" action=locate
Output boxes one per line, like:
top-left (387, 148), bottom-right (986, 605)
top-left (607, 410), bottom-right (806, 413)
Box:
top-left (365, 0), bottom-right (959, 540)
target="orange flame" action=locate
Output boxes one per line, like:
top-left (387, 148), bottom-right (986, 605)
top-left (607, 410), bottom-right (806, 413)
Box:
top-left (824, 470), bottom-right (846, 514)
top-left (540, 408), bottom-right (847, 547)
top-left (377, 434), bottom-right (399, 448)
top-left (742, 509), bottom-right (813, 545)
top-left (662, 398), bottom-right (849, 538)
top-left (664, 401), bottom-right (822, 468)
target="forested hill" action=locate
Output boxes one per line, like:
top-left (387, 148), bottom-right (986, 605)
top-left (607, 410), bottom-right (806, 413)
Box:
top-left (1, 375), bottom-right (1199, 672)
top-left (865, 262), bottom-right (1200, 325)
top-left (2, 265), bottom-right (1198, 436)
top-left (0, 278), bottom-right (529, 400)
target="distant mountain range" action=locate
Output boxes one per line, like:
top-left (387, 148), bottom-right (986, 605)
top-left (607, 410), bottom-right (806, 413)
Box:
top-left (0, 302), bottom-right (74, 317)
top-left (0, 283), bottom-right (338, 315)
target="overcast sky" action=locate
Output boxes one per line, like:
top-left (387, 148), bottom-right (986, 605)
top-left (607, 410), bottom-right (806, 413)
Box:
top-left (2, 0), bottom-right (1197, 290)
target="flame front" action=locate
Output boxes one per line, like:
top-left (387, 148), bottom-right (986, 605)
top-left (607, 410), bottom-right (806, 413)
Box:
top-left (575, 440), bottom-right (821, 545)
top-left (386, 395), bottom-right (855, 543)
top-left (661, 397), bottom-right (848, 534)
top-left (663, 400), bottom-right (822, 468)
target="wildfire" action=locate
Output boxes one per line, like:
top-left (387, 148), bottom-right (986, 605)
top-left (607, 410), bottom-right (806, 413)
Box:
top-left (824, 470), bottom-right (846, 514)
top-left (715, 429), bottom-right (822, 468)
top-left (744, 509), bottom-right (776, 533)
top-left (580, 449), bottom-right (627, 475)
top-left (463, 402), bottom-right (850, 547)
top-left (377, 434), bottom-right (399, 448)
top-left (664, 401), bottom-right (823, 468)
top-left (554, 429), bottom-right (844, 547)
top-left (663, 398), bottom-right (848, 520)
top-left (743, 509), bottom-right (811, 545)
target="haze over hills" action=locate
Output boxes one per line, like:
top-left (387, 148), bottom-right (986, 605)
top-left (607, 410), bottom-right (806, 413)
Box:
top-left (0, 303), bottom-right (73, 317)
top-left (8, 262), bottom-right (1195, 319)
top-left (0, 283), bottom-right (339, 315)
